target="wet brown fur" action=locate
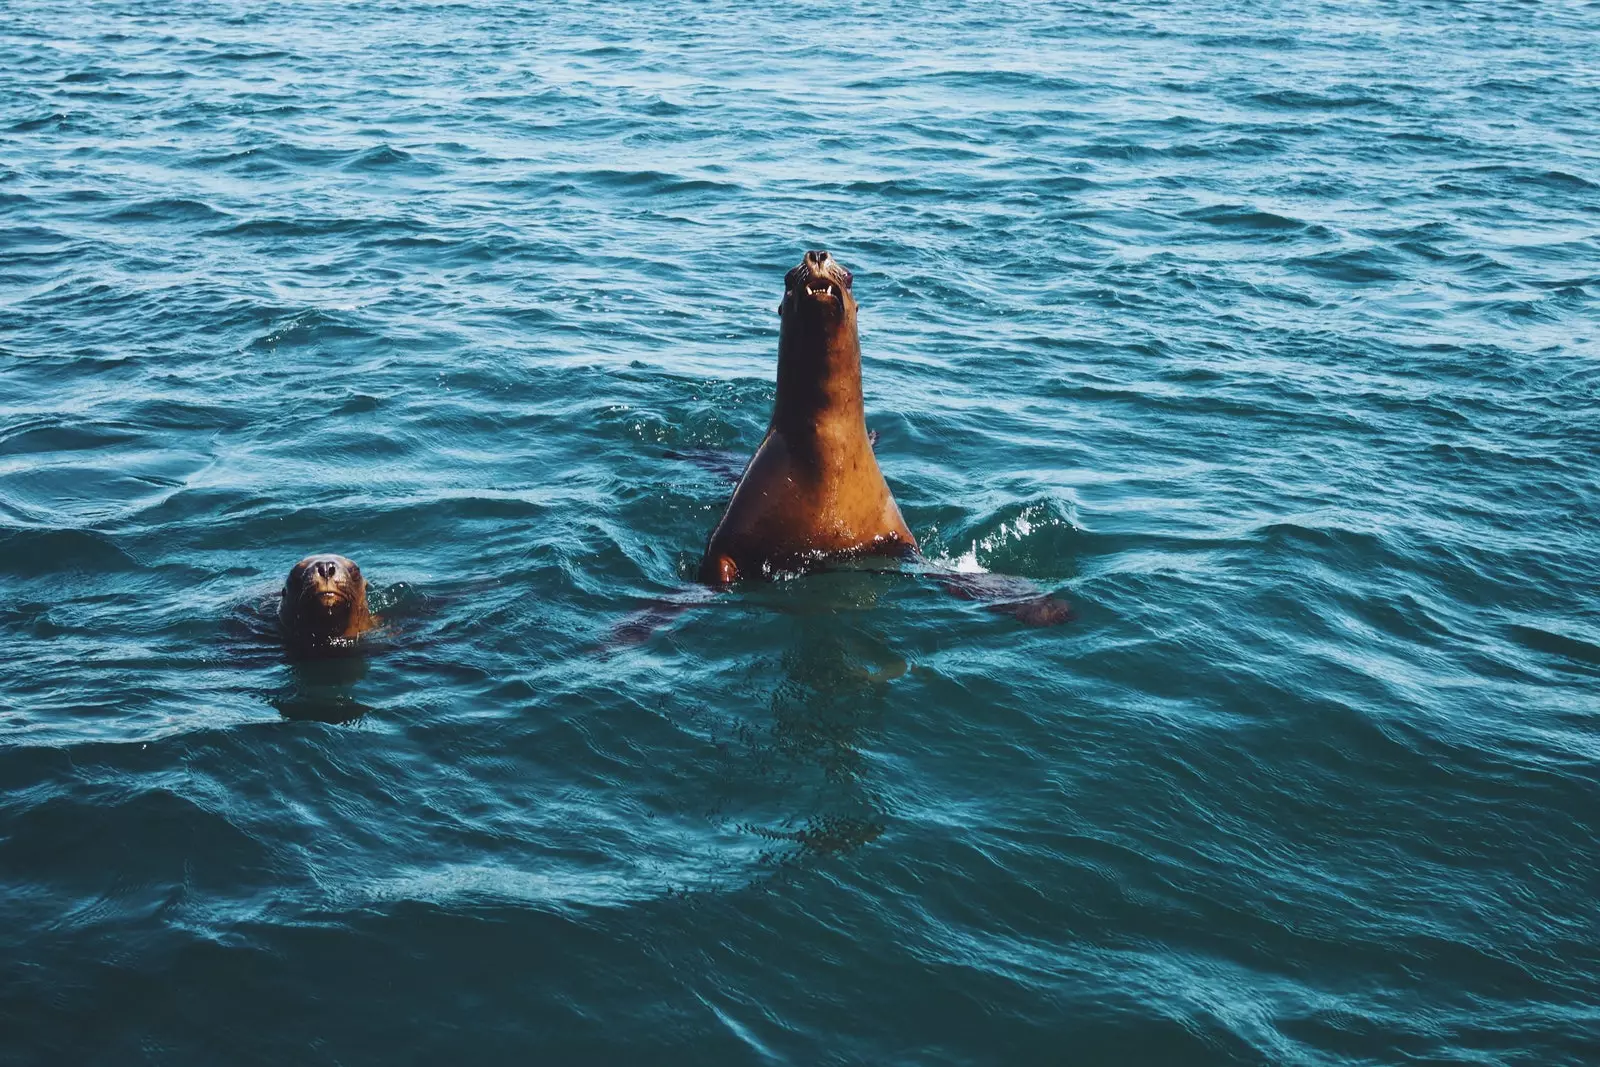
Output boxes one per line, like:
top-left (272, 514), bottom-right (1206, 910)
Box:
top-left (700, 250), bottom-right (914, 583)
top-left (278, 553), bottom-right (377, 649)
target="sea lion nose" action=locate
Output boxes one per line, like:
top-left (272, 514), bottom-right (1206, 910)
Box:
top-left (314, 560), bottom-right (338, 580)
top-left (805, 249), bottom-right (830, 267)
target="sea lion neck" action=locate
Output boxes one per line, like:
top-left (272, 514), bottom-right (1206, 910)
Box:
top-left (773, 309), bottom-right (866, 441)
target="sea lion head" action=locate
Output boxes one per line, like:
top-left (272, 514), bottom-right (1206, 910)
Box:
top-left (776, 250), bottom-right (862, 401)
top-left (779, 249), bottom-right (857, 328)
top-left (279, 553), bottom-right (370, 646)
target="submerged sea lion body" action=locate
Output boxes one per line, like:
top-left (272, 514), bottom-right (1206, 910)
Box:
top-left (278, 553), bottom-right (377, 653)
top-left (700, 250), bottom-right (914, 584)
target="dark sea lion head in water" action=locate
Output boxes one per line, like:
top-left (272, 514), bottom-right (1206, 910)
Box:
top-left (278, 553), bottom-right (376, 651)
top-left (699, 250), bottom-right (915, 584)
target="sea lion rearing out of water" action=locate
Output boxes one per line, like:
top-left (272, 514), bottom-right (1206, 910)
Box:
top-left (687, 249), bottom-right (1070, 627)
top-left (700, 250), bottom-right (915, 584)
top-left (279, 553), bottom-right (377, 653)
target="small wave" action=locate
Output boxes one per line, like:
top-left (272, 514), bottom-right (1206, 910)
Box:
top-left (1288, 248), bottom-right (1406, 284)
top-left (343, 144), bottom-right (440, 174)
top-left (0, 419), bottom-right (142, 457)
top-left (565, 168), bottom-right (741, 197)
top-left (246, 309), bottom-right (376, 351)
top-left (1243, 520), bottom-right (1394, 572)
top-left (1183, 204), bottom-right (1313, 234)
top-left (8, 111), bottom-right (90, 133)
top-left (843, 177), bottom-right (970, 199)
top-left (1248, 88), bottom-right (1387, 110)
top-left (0, 528), bottom-right (142, 575)
top-left (204, 215), bottom-right (425, 240)
top-left (1507, 623), bottom-right (1600, 674)
top-left (188, 141), bottom-right (385, 173)
top-left (1462, 164), bottom-right (1598, 192)
top-left (926, 498), bottom-right (1082, 578)
top-left (103, 198), bottom-right (231, 224)
top-left (209, 49), bottom-right (292, 61)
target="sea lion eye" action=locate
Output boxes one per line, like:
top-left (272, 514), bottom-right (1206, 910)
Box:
top-left (841, 269), bottom-right (853, 289)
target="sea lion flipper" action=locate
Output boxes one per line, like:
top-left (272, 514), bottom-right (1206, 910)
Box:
top-left (663, 447), bottom-right (746, 484)
top-left (932, 568), bottom-right (1073, 626)
top-left (598, 587), bottom-right (721, 655)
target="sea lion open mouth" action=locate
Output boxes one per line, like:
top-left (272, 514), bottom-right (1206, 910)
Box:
top-left (785, 249), bottom-right (854, 310)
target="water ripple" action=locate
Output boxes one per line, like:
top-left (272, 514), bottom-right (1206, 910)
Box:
top-left (2, 0), bottom-right (1598, 1062)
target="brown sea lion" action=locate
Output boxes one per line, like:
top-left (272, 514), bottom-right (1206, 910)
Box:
top-left (278, 553), bottom-right (378, 653)
top-left (700, 250), bottom-right (915, 584)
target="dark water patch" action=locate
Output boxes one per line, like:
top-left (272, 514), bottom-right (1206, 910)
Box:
top-left (342, 143), bottom-right (440, 174)
top-left (1193, 32), bottom-right (1299, 49)
top-left (208, 49), bottom-right (293, 62)
top-left (8, 110), bottom-right (94, 133)
top-left (1288, 247), bottom-right (1407, 283)
top-left (0, 419), bottom-right (144, 456)
top-left (1182, 203), bottom-right (1319, 235)
top-left (102, 197), bottom-right (230, 224)
top-left (1246, 89), bottom-right (1383, 112)
top-left (0, 785), bottom-right (278, 902)
top-left (122, 68), bottom-right (190, 82)
top-left (0, 528), bottom-right (142, 574)
top-left (205, 215), bottom-right (428, 241)
top-left (848, 70), bottom-right (1092, 95)
top-left (1506, 623), bottom-right (1600, 674)
top-left (1463, 164), bottom-right (1598, 193)
top-left (563, 168), bottom-right (743, 197)
top-left (334, 393), bottom-right (383, 415)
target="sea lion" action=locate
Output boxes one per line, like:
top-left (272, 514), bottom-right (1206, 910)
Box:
top-left (700, 250), bottom-right (915, 583)
top-left (604, 250), bottom-right (1067, 651)
top-left (278, 553), bottom-right (377, 654)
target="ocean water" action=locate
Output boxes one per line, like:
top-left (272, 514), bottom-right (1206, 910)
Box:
top-left (2, 0), bottom-right (1598, 1062)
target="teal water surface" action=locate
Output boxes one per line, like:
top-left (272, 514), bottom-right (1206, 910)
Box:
top-left (2, 1), bottom-right (1598, 1063)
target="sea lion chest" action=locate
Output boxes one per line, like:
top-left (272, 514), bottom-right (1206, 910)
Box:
top-left (705, 427), bottom-right (914, 578)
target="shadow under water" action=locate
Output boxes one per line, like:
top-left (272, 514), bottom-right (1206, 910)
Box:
top-left (712, 598), bottom-right (910, 873)
top-left (270, 655), bottom-right (377, 724)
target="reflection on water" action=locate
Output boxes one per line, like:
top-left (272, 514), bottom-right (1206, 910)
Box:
top-left (724, 612), bottom-right (906, 869)
top-left (271, 655), bottom-right (374, 724)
